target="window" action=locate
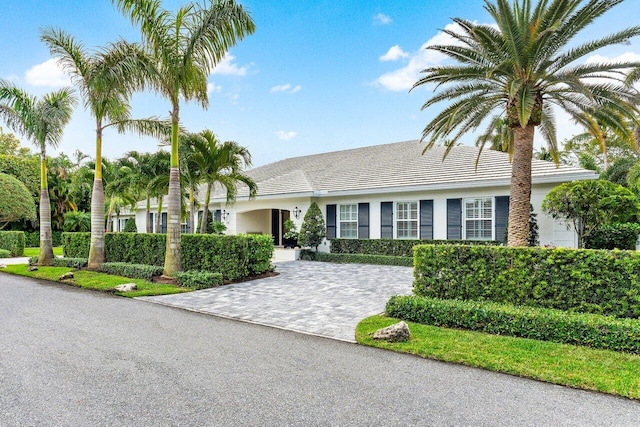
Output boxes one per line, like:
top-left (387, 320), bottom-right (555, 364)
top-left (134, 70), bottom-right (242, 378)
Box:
top-left (396, 201), bottom-right (418, 239)
top-left (464, 198), bottom-right (492, 240)
top-left (339, 204), bottom-right (358, 238)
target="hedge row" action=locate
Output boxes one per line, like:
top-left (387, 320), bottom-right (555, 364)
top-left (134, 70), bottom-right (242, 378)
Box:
top-left (0, 249), bottom-right (10, 258)
top-left (52, 258), bottom-right (87, 269)
top-left (174, 271), bottom-right (223, 289)
top-left (0, 231), bottom-right (25, 256)
top-left (386, 295), bottom-right (640, 354)
top-left (25, 231), bottom-right (63, 247)
top-left (414, 244), bottom-right (640, 319)
top-left (100, 262), bottom-right (164, 281)
top-left (301, 250), bottom-right (413, 267)
top-left (62, 232), bottom-right (274, 281)
top-left (330, 238), bottom-right (501, 257)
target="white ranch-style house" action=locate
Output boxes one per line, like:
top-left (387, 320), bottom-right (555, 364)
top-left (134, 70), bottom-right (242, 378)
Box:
top-left (125, 140), bottom-right (597, 249)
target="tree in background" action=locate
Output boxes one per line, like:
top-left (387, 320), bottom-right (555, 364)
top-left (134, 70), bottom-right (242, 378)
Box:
top-left (0, 173), bottom-right (36, 229)
top-left (412, 0), bottom-right (640, 247)
top-left (0, 126), bottom-right (30, 156)
top-left (123, 217), bottom-right (138, 232)
top-left (63, 211), bottom-right (91, 232)
top-left (542, 180), bottom-right (638, 248)
top-left (113, 0), bottom-right (255, 275)
top-left (0, 80), bottom-right (76, 265)
top-left (298, 202), bottom-right (326, 252)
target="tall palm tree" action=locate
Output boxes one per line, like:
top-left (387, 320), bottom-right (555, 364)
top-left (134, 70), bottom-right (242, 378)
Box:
top-left (190, 129), bottom-right (257, 233)
top-left (0, 81), bottom-right (76, 264)
top-left (41, 28), bottom-right (171, 269)
top-left (178, 133), bottom-right (202, 233)
top-left (113, 0), bottom-right (255, 275)
top-left (413, 0), bottom-right (640, 246)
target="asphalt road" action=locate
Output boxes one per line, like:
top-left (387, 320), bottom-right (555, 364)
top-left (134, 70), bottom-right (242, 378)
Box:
top-left (1, 273), bottom-right (639, 426)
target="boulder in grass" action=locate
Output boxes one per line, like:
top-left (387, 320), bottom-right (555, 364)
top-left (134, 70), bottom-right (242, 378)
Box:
top-left (373, 321), bottom-right (410, 342)
top-left (28, 266), bottom-right (38, 272)
top-left (115, 283), bottom-right (137, 292)
top-left (59, 272), bottom-right (74, 280)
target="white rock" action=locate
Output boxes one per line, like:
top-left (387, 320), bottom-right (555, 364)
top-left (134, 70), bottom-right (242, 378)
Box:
top-left (372, 321), bottom-right (410, 342)
top-left (115, 283), bottom-right (138, 292)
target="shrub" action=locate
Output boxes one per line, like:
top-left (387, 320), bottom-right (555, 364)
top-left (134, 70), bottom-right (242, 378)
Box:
top-left (63, 211), bottom-right (91, 232)
top-left (0, 230), bottom-right (25, 256)
top-left (298, 202), bottom-right (325, 251)
top-left (413, 244), bottom-right (640, 319)
top-left (585, 223), bottom-right (640, 250)
top-left (28, 256), bottom-right (38, 266)
top-left (26, 231), bottom-right (62, 247)
top-left (330, 238), bottom-right (501, 257)
top-left (246, 234), bottom-right (275, 275)
top-left (62, 232), bottom-right (91, 258)
top-left (308, 252), bottom-right (413, 267)
top-left (123, 218), bottom-right (138, 233)
top-left (386, 295), bottom-right (640, 354)
top-left (0, 249), bottom-right (10, 258)
top-left (0, 172), bottom-right (36, 229)
top-left (52, 258), bottom-right (88, 269)
top-left (174, 270), bottom-right (223, 289)
top-left (100, 262), bottom-right (164, 280)
top-left (105, 233), bottom-right (166, 266)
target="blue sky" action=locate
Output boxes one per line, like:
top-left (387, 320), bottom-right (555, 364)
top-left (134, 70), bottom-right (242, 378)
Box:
top-left (1, 0), bottom-right (639, 166)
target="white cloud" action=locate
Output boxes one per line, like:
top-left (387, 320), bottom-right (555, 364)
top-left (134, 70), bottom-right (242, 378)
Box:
top-left (379, 45), bottom-right (409, 62)
top-left (373, 23), bottom-right (469, 92)
top-left (270, 83), bottom-right (302, 94)
top-left (373, 13), bottom-right (392, 25)
top-left (24, 58), bottom-right (71, 87)
top-left (275, 130), bottom-right (297, 140)
top-left (207, 82), bottom-right (222, 95)
top-left (212, 53), bottom-right (249, 76)
top-left (583, 51), bottom-right (640, 88)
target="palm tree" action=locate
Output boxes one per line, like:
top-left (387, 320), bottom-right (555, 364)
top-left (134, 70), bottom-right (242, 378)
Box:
top-left (190, 130), bottom-right (257, 233)
top-left (41, 28), bottom-right (171, 269)
top-left (113, 0), bottom-right (255, 275)
top-left (0, 81), bottom-right (76, 264)
top-left (178, 133), bottom-right (202, 233)
top-left (413, 0), bottom-right (640, 246)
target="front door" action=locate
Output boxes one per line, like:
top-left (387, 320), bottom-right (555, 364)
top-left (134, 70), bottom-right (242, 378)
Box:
top-left (271, 209), bottom-right (280, 245)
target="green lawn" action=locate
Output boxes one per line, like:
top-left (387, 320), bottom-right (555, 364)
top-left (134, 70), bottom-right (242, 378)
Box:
top-left (23, 247), bottom-right (64, 257)
top-left (0, 264), bottom-right (192, 297)
top-left (357, 315), bottom-right (640, 400)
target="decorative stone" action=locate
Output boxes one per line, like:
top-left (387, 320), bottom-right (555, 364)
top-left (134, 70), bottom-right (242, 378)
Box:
top-left (0, 263), bottom-right (6, 268)
top-left (115, 283), bottom-right (138, 292)
top-left (59, 272), bottom-right (74, 280)
top-left (28, 266), bottom-right (38, 272)
top-left (372, 321), bottom-right (410, 342)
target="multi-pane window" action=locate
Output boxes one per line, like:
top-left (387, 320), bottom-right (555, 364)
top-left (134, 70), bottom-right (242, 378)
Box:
top-left (464, 198), bottom-right (493, 240)
top-left (396, 201), bottom-right (418, 239)
top-left (339, 204), bottom-right (358, 238)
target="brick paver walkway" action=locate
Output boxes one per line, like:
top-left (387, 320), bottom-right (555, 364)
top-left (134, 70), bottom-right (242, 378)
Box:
top-left (139, 261), bottom-right (414, 342)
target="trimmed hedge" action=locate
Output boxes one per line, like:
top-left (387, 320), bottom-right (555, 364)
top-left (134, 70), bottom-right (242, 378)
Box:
top-left (63, 232), bottom-right (274, 281)
top-left (0, 249), bottom-right (10, 258)
top-left (25, 231), bottom-right (63, 247)
top-left (330, 238), bottom-right (501, 257)
top-left (0, 231), bottom-right (25, 256)
top-left (585, 223), bottom-right (640, 250)
top-left (174, 270), bottom-right (223, 289)
top-left (100, 262), bottom-right (164, 281)
top-left (52, 258), bottom-right (88, 269)
top-left (414, 244), bottom-right (640, 319)
top-left (386, 295), bottom-right (640, 354)
top-left (302, 250), bottom-right (413, 267)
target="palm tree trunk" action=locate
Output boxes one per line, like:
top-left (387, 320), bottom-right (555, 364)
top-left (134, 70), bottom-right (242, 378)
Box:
top-left (189, 188), bottom-right (195, 234)
top-left (145, 196), bottom-right (151, 233)
top-left (88, 129), bottom-right (105, 269)
top-left (164, 114), bottom-right (182, 276)
top-left (37, 149), bottom-right (54, 265)
top-left (155, 195), bottom-right (163, 233)
top-left (507, 124), bottom-right (535, 247)
top-left (87, 179), bottom-right (105, 269)
top-left (199, 184), bottom-right (212, 234)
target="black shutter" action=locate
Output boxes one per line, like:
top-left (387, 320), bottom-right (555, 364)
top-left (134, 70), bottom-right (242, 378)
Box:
top-left (214, 209), bottom-right (221, 223)
top-left (358, 203), bottom-right (369, 239)
top-left (447, 199), bottom-right (462, 240)
top-left (381, 202), bottom-right (394, 239)
top-left (494, 196), bottom-right (510, 243)
top-left (419, 200), bottom-right (434, 240)
top-left (326, 204), bottom-right (337, 240)
top-left (161, 212), bottom-right (168, 234)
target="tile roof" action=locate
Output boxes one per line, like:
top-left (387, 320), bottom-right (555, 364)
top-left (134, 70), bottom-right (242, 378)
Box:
top-left (212, 140), bottom-right (598, 200)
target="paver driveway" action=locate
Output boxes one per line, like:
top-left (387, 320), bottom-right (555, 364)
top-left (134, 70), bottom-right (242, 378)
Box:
top-left (139, 261), bottom-right (414, 342)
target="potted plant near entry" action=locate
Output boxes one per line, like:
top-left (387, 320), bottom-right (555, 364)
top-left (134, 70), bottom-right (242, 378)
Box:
top-left (283, 219), bottom-right (299, 248)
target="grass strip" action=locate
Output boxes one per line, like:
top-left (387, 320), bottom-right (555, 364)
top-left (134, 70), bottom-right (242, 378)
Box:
top-left (356, 315), bottom-right (640, 400)
top-left (23, 247), bottom-right (64, 257)
top-left (0, 264), bottom-right (191, 297)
